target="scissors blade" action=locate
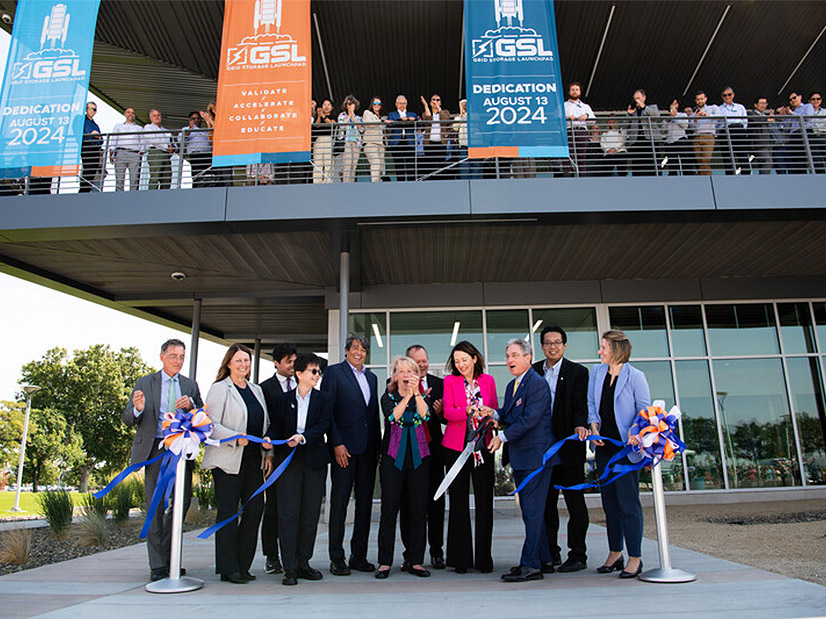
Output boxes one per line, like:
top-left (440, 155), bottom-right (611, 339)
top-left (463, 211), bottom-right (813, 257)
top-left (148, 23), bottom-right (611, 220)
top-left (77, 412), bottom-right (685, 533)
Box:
top-left (433, 443), bottom-right (473, 501)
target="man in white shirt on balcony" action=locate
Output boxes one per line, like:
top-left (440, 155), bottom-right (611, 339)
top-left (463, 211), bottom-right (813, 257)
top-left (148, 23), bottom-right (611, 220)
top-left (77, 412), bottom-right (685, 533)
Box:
top-left (691, 91), bottom-right (720, 176)
top-left (562, 82), bottom-right (595, 177)
top-left (142, 109), bottom-right (176, 190)
top-left (809, 92), bottom-right (826, 173)
top-left (108, 107), bottom-right (143, 191)
top-left (717, 87), bottom-right (749, 175)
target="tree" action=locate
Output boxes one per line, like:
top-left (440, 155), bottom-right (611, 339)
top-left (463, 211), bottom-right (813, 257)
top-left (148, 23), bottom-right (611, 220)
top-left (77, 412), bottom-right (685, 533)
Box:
top-left (0, 401), bottom-right (25, 470)
top-left (24, 407), bottom-right (84, 492)
top-left (19, 345), bottom-right (154, 492)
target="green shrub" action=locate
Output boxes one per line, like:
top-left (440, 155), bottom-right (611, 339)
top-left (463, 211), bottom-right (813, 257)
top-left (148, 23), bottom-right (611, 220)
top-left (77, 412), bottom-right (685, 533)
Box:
top-left (38, 490), bottom-right (73, 538)
top-left (112, 484), bottom-right (132, 523)
top-left (128, 474), bottom-right (145, 509)
top-left (76, 512), bottom-right (108, 547)
top-left (0, 528), bottom-right (31, 565)
top-left (81, 492), bottom-right (109, 519)
top-left (195, 479), bottom-right (216, 510)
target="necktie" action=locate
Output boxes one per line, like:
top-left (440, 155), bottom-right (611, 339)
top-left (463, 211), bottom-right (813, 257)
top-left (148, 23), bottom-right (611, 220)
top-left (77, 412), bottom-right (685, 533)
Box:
top-left (418, 379), bottom-right (425, 395)
top-left (168, 377), bottom-right (177, 413)
top-left (512, 378), bottom-right (519, 397)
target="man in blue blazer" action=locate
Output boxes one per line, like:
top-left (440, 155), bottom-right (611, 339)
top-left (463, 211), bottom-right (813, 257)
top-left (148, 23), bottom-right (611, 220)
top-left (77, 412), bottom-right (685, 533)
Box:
top-left (321, 334), bottom-right (381, 576)
top-left (387, 95), bottom-right (420, 182)
top-left (482, 338), bottom-right (554, 582)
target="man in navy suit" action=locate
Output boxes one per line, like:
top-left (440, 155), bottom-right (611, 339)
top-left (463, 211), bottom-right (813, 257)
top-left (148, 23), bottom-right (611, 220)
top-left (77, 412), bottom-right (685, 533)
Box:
top-left (259, 342), bottom-right (298, 575)
top-left (387, 95), bottom-right (420, 182)
top-left (321, 334), bottom-right (381, 575)
top-left (481, 339), bottom-right (553, 582)
top-left (532, 326), bottom-right (590, 572)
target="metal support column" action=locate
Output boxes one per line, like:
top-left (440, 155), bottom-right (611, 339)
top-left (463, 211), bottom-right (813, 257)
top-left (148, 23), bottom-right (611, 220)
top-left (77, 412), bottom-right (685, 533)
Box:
top-left (339, 251), bottom-right (350, 359)
top-left (252, 338), bottom-right (261, 384)
top-left (189, 298), bottom-right (201, 381)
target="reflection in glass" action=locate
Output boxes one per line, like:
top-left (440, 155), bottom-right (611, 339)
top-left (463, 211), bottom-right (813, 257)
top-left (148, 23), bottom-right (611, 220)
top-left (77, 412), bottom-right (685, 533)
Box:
top-left (487, 310), bottom-right (530, 360)
top-left (814, 303), bottom-right (826, 350)
top-left (389, 311), bottom-right (483, 369)
top-left (777, 303), bottom-right (816, 354)
top-left (349, 312), bottom-right (386, 366)
top-left (675, 360), bottom-right (724, 490)
top-left (608, 306), bottom-right (669, 358)
top-left (669, 305), bottom-right (707, 357)
top-left (786, 357), bottom-right (826, 485)
top-left (713, 358), bottom-right (800, 487)
top-left (633, 361), bottom-right (683, 491)
top-left (530, 307), bottom-right (599, 363)
top-left (706, 304), bottom-right (779, 357)
top-left (486, 364), bottom-right (513, 496)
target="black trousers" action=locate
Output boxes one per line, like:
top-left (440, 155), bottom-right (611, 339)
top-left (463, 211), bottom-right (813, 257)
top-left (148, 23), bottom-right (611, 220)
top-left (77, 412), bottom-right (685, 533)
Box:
top-left (260, 481), bottom-right (279, 560)
top-left (544, 463), bottom-right (589, 562)
top-left (628, 141), bottom-right (658, 176)
top-left (444, 446), bottom-right (494, 572)
top-left (144, 443), bottom-right (192, 571)
top-left (378, 454), bottom-right (430, 566)
top-left (389, 144), bottom-right (416, 181)
top-left (276, 457), bottom-right (326, 572)
top-left (79, 144), bottom-right (101, 192)
top-left (722, 125), bottom-right (749, 175)
top-left (328, 450), bottom-right (377, 564)
top-left (212, 453), bottom-right (265, 575)
top-left (422, 141), bottom-right (448, 179)
top-left (401, 440), bottom-right (445, 561)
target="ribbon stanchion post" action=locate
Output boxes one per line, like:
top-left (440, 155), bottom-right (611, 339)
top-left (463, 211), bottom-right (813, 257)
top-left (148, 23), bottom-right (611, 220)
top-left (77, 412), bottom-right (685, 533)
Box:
top-left (636, 400), bottom-right (696, 584)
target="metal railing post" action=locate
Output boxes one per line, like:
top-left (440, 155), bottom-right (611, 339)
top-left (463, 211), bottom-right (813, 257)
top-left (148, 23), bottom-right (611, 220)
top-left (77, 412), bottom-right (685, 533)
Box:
top-left (100, 133), bottom-right (111, 191)
top-left (177, 128), bottom-right (187, 188)
top-left (23, 175), bottom-right (30, 196)
top-left (723, 121), bottom-right (735, 174)
top-left (800, 116), bottom-right (816, 174)
top-left (647, 116), bottom-right (658, 174)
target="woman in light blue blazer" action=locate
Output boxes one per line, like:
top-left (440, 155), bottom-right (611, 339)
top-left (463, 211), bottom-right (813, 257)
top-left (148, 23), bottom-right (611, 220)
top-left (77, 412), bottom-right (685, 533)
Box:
top-left (587, 329), bottom-right (650, 579)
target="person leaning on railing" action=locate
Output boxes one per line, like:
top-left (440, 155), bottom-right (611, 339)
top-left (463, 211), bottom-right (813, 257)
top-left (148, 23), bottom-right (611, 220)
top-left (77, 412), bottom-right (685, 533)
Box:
top-left (808, 92), bottom-right (826, 173)
top-left (387, 95), bottom-right (420, 182)
top-left (312, 98), bottom-right (336, 184)
top-left (180, 112), bottom-right (213, 188)
top-left (663, 98), bottom-right (691, 175)
top-left (421, 94), bottom-right (455, 180)
top-left (80, 101), bottom-right (103, 193)
top-left (108, 106), bottom-right (143, 191)
top-left (690, 91), bottom-right (719, 176)
top-left (746, 97), bottom-right (776, 175)
top-left (142, 109), bottom-right (176, 190)
top-left (718, 87), bottom-right (749, 175)
top-left (337, 95), bottom-right (364, 183)
top-left (362, 96), bottom-right (387, 183)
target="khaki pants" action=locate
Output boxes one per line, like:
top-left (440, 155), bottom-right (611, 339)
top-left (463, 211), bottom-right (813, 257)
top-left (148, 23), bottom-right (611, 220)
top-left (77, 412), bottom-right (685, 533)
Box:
top-left (693, 134), bottom-right (715, 176)
top-left (337, 141), bottom-right (360, 183)
top-left (312, 136), bottom-right (334, 183)
top-left (363, 142), bottom-right (385, 182)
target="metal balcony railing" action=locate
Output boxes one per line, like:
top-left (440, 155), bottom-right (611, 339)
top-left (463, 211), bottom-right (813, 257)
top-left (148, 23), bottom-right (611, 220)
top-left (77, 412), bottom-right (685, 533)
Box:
top-left (3, 114), bottom-right (825, 196)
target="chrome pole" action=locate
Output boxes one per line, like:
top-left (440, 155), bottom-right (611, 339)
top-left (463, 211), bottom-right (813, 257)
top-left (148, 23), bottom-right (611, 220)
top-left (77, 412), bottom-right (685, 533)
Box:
top-left (145, 455), bottom-right (203, 593)
top-left (638, 459), bottom-right (696, 583)
top-left (11, 386), bottom-right (40, 512)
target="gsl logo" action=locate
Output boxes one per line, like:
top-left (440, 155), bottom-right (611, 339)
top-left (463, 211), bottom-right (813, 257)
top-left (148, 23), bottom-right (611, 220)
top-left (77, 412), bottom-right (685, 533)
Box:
top-left (472, 36), bottom-right (553, 59)
top-left (12, 57), bottom-right (86, 81)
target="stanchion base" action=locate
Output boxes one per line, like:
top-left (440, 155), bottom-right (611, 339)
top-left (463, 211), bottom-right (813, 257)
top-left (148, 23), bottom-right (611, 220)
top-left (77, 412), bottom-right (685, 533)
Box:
top-left (145, 576), bottom-right (204, 594)
top-left (638, 567), bottom-right (696, 583)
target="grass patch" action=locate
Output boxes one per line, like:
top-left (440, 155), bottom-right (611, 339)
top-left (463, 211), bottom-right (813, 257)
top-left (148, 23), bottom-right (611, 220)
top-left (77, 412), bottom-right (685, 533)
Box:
top-left (0, 490), bottom-right (84, 519)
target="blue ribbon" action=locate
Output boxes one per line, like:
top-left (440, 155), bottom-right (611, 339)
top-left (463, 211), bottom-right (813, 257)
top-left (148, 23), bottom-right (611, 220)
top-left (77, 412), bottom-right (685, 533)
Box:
top-left (197, 439), bottom-right (294, 540)
top-left (94, 451), bottom-right (165, 500)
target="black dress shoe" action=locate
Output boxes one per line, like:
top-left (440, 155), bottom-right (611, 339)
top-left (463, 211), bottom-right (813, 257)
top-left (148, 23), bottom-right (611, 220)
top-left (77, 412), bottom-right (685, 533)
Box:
top-left (541, 562), bottom-right (556, 574)
top-left (282, 570), bottom-right (297, 586)
top-left (349, 558), bottom-right (376, 572)
top-left (409, 566), bottom-right (431, 578)
top-left (596, 557), bottom-right (624, 574)
top-left (431, 556), bottom-right (446, 570)
top-left (454, 567), bottom-right (468, 574)
top-left (330, 560), bottom-right (351, 576)
top-left (374, 568), bottom-right (390, 579)
top-left (619, 560), bottom-right (643, 579)
top-left (220, 572), bottom-right (248, 584)
top-left (164, 567), bottom-right (187, 577)
top-left (243, 571), bottom-right (256, 581)
top-left (558, 558), bottom-right (587, 573)
top-left (551, 554), bottom-right (563, 567)
top-left (400, 560), bottom-right (411, 573)
top-left (297, 566), bottom-right (323, 581)
top-left (265, 556), bottom-right (283, 574)
top-left (502, 565), bottom-right (543, 583)
top-left (150, 569), bottom-right (168, 581)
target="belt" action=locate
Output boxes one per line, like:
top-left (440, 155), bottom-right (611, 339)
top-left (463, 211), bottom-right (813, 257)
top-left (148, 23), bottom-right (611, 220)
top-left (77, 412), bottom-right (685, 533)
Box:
top-left (116, 148), bottom-right (140, 152)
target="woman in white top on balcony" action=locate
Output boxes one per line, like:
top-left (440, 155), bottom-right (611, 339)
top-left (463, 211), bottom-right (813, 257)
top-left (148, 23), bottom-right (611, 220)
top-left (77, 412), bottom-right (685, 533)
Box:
top-left (663, 98), bottom-right (691, 175)
top-left (337, 95), bottom-right (363, 183)
top-left (362, 96), bottom-right (386, 183)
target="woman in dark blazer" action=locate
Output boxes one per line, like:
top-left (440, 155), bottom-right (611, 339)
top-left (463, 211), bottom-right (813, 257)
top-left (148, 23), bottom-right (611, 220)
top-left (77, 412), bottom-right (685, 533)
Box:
top-left (375, 356), bottom-right (432, 579)
top-left (587, 330), bottom-right (651, 578)
top-left (265, 353), bottom-right (331, 586)
top-left (201, 343), bottom-right (271, 584)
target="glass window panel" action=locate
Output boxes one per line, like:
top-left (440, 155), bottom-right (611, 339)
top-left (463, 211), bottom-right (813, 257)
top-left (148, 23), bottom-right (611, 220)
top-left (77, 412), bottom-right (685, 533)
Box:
top-left (669, 305), bottom-right (707, 357)
top-left (486, 310), bottom-right (530, 361)
top-left (530, 307), bottom-right (599, 363)
top-left (486, 363), bottom-right (515, 496)
top-left (705, 304), bottom-right (779, 357)
top-left (675, 360), bottom-right (724, 490)
top-left (787, 357), bottom-right (826, 486)
top-left (814, 303), bottom-right (826, 351)
top-left (713, 358), bottom-right (801, 488)
top-left (389, 311), bottom-right (483, 369)
top-left (633, 361), bottom-right (682, 491)
top-left (777, 303), bottom-right (816, 354)
top-left (487, 364), bottom-right (515, 405)
top-left (348, 312), bottom-right (386, 366)
top-left (608, 306), bottom-right (669, 358)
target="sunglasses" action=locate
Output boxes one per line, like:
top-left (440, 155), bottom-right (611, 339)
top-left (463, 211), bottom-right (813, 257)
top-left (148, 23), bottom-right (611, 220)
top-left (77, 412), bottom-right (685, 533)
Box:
top-left (305, 368), bottom-right (322, 375)
top-left (372, 101), bottom-right (381, 105)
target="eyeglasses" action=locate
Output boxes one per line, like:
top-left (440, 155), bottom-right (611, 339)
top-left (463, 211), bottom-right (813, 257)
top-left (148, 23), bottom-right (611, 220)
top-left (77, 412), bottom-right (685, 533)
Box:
top-left (811, 96), bottom-right (822, 101)
top-left (88, 106), bottom-right (97, 110)
top-left (431, 97), bottom-right (441, 101)
top-left (722, 93), bottom-right (733, 97)
top-left (543, 340), bottom-right (564, 347)
top-left (790, 96), bottom-right (800, 102)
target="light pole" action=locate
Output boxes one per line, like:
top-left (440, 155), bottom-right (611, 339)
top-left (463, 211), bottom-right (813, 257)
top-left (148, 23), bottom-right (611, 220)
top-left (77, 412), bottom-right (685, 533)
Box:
top-left (11, 385), bottom-right (41, 512)
top-left (716, 390), bottom-right (737, 489)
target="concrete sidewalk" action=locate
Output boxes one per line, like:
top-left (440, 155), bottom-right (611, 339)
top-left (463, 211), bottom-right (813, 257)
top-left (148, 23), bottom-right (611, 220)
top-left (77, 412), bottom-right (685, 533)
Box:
top-left (1, 513), bottom-right (824, 619)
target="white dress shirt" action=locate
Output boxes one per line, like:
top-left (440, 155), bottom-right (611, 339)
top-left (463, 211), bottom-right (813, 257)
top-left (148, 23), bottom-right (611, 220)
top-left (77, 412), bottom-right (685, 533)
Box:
top-left (295, 389), bottom-right (311, 438)
top-left (564, 99), bottom-right (595, 129)
top-left (142, 123), bottom-right (174, 151)
top-left (109, 121), bottom-right (143, 153)
top-left (348, 361), bottom-right (371, 405)
top-left (718, 101), bottom-right (748, 128)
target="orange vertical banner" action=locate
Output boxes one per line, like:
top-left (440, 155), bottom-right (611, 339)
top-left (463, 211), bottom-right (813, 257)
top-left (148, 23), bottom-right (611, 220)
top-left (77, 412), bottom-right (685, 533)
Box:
top-left (212, 0), bottom-right (311, 166)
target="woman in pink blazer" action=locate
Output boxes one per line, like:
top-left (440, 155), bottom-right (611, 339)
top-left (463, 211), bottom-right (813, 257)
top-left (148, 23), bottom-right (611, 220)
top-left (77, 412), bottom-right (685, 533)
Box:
top-left (442, 341), bottom-right (498, 573)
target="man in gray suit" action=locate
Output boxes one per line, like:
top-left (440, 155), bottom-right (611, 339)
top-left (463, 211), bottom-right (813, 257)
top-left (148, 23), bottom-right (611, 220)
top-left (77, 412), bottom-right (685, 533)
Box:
top-left (122, 338), bottom-right (203, 581)
top-left (626, 89), bottom-right (662, 176)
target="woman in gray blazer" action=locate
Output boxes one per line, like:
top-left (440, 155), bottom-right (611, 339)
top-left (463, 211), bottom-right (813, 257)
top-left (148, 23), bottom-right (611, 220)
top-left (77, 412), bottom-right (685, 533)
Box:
top-left (202, 343), bottom-right (271, 584)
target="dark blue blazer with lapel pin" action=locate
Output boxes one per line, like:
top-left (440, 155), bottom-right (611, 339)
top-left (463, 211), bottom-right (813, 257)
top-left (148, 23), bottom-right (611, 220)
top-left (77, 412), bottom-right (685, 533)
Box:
top-left (498, 367), bottom-right (554, 471)
top-left (320, 361), bottom-right (380, 456)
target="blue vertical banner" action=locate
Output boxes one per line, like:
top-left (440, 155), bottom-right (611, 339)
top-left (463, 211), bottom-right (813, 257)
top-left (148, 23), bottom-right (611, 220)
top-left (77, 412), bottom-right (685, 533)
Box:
top-left (464, 0), bottom-right (568, 159)
top-left (0, 0), bottom-right (101, 174)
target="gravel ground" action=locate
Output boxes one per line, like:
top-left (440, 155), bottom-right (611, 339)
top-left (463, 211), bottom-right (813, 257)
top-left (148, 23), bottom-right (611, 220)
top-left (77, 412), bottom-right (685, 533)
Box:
top-left (2, 501), bottom-right (825, 585)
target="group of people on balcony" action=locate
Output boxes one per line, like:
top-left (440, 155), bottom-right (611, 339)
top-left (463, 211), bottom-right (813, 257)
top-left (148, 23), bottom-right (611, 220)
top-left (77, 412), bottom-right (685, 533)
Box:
top-left (126, 327), bottom-right (652, 586)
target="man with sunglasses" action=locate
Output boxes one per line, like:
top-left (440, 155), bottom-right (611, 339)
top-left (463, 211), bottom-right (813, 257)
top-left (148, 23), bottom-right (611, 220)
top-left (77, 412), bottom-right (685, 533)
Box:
top-left (718, 87), bottom-right (748, 175)
top-left (784, 92), bottom-right (815, 174)
top-left (809, 92), bottom-right (826, 173)
top-left (80, 101), bottom-right (103, 193)
top-left (180, 112), bottom-right (213, 188)
top-left (421, 94), bottom-right (454, 180)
